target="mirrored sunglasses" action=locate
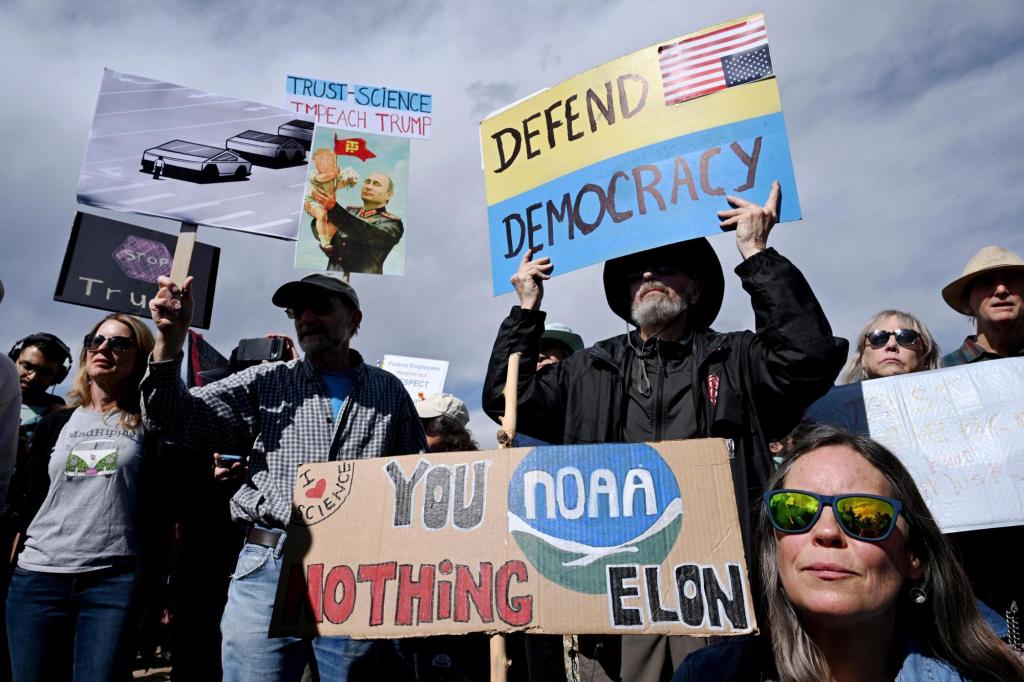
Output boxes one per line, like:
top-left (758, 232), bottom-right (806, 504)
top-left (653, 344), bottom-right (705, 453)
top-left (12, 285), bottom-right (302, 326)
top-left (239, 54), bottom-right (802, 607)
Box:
top-left (764, 489), bottom-right (902, 542)
top-left (84, 333), bottom-right (134, 353)
top-left (865, 329), bottom-right (921, 349)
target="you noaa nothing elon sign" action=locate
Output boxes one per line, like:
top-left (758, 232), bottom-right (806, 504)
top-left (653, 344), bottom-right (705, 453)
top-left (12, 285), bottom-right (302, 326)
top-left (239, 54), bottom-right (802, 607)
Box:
top-left (270, 439), bottom-right (755, 638)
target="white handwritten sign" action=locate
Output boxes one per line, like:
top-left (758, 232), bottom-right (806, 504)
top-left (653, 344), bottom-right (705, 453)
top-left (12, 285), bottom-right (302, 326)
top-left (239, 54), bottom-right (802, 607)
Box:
top-left (818, 358), bottom-right (1024, 534)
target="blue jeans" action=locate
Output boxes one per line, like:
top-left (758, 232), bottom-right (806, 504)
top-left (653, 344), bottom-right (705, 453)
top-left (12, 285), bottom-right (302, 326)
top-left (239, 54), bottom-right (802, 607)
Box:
top-left (5, 565), bottom-right (136, 682)
top-left (221, 536), bottom-right (393, 682)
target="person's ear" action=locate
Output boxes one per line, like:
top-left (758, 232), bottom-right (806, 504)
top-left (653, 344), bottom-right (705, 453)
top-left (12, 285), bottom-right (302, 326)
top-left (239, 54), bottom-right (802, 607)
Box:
top-left (689, 281), bottom-right (704, 306)
top-left (908, 554), bottom-right (924, 581)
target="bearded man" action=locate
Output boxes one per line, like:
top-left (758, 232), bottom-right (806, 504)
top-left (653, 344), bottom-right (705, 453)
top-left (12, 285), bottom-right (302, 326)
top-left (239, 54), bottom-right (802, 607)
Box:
top-left (483, 182), bottom-right (847, 682)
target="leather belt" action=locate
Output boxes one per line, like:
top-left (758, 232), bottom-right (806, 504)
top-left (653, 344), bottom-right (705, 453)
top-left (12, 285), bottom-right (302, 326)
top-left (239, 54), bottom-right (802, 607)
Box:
top-left (246, 526), bottom-right (284, 548)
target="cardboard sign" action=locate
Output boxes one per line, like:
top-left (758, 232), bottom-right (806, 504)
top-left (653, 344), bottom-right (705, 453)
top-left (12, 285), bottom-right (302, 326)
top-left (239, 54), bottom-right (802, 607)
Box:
top-left (806, 358), bottom-right (1024, 534)
top-left (77, 69), bottom-right (308, 239)
top-left (293, 126), bottom-right (411, 275)
top-left (54, 212), bottom-right (219, 328)
top-left (480, 13), bottom-right (800, 295)
top-left (379, 355), bottom-right (449, 401)
top-left (285, 75), bottom-right (432, 139)
top-left (270, 439), bottom-right (755, 639)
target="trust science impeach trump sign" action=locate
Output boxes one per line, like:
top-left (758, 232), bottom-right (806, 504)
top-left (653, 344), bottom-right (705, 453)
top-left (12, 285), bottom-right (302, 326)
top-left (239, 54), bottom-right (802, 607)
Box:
top-left (480, 13), bottom-right (801, 295)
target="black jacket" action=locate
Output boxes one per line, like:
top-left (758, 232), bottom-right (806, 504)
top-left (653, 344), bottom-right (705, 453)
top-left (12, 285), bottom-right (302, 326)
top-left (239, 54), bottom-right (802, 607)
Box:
top-left (483, 248), bottom-right (848, 545)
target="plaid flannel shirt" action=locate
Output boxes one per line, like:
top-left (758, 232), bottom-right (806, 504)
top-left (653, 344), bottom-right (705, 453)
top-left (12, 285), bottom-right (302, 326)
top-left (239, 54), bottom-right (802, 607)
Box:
top-left (941, 335), bottom-right (1024, 367)
top-left (141, 350), bottom-right (426, 528)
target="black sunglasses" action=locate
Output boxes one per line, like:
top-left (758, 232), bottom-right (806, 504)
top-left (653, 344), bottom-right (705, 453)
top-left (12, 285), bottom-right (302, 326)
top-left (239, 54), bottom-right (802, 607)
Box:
top-left (764, 489), bottom-right (903, 542)
top-left (84, 333), bottom-right (135, 353)
top-left (285, 297), bottom-right (338, 320)
top-left (865, 329), bottom-right (921, 349)
top-left (625, 264), bottom-right (687, 282)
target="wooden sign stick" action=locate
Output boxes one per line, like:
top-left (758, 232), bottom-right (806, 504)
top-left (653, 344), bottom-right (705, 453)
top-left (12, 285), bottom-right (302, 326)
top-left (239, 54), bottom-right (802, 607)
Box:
top-left (169, 221), bottom-right (198, 286)
top-left (490, 350), bottom-right (521, 682)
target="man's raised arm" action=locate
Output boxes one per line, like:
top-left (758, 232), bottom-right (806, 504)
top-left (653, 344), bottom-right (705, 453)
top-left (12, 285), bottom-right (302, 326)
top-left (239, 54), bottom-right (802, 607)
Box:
top-left (142, 275), bottom-right (257, 455)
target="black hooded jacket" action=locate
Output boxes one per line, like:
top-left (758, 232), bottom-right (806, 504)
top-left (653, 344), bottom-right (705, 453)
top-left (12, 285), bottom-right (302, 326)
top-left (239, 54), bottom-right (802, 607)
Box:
top-left (483, 248), bottom-right (848, 545)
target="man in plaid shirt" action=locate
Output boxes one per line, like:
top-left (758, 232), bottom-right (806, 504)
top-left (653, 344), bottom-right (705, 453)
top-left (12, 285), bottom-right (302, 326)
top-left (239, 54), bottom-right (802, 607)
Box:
top-left (143, 272), bottom-right (425, 681)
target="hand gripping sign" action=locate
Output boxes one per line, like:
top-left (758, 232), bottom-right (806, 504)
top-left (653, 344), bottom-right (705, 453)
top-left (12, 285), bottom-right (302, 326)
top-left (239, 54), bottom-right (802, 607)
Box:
top-left (270, 439), bottom-right (755, 639)
top-left (480, 12), bottom-right (801, 295)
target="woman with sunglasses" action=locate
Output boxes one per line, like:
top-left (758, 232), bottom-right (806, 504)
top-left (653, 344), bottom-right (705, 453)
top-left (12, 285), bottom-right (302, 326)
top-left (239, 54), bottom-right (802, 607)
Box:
top-left (5, 313), bottom-right (157, 682)
top-left (841, 310), bottom-right (941, 383)
top-left (675, 424), bottom-right (1024, 682)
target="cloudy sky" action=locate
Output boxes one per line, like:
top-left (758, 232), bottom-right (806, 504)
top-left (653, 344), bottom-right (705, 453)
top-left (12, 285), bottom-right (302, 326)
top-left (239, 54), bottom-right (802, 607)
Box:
top-left (1, 0), bottom-right (1022, 447)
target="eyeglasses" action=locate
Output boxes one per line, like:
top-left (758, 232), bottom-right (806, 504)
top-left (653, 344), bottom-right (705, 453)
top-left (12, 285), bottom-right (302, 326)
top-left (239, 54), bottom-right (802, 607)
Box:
top-left (864, 329), bottom-right (921, 349)
top-left (84, 333), bottom-right (135, 353)
top-left (764, 489), bottom-right (903, 542)
top-left (285, 297), bottom-right (337, 320)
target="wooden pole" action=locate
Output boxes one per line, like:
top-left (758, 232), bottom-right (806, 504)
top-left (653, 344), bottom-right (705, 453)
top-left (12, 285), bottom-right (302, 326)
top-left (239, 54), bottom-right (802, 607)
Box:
top-left (169, 221), bottom-right (198, 286)
top-left (490, 350), bottom-right (521, 682)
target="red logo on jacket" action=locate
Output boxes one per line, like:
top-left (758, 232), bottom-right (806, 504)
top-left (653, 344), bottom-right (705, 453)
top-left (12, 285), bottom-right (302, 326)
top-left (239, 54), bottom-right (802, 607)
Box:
top-left (706, 373), bottom-right (720, 407)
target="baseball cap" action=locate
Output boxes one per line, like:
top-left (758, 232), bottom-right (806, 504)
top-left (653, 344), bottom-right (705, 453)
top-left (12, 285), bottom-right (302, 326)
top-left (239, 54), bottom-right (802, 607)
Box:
top-left (416, 393), bottom-right (470, 428)
top-left (541, 323), bottom-right (584, 354)
top-left (272, 273), bottom-right (360, 311)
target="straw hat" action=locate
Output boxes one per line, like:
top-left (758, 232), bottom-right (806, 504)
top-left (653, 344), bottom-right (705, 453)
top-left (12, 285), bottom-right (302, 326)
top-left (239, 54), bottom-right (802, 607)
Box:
top-left (941, 246), bottom-right (1024, 314)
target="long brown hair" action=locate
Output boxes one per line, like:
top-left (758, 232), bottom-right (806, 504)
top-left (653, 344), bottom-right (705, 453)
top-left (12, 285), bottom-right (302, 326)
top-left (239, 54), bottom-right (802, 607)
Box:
top-left (66, 313), bottom-right (155, 430)
top-left (758, 425), bottom-right (1024, 681)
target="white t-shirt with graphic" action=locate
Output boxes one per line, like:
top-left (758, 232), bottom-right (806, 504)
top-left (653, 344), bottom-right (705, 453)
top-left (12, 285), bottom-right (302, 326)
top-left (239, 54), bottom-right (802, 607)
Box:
top-left (18, 408), bottom-right (144, 573)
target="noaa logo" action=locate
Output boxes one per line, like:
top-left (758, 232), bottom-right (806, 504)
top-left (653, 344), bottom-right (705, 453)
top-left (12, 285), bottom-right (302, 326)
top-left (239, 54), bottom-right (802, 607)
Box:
top-left (508, 444), bottom-right (682, 594)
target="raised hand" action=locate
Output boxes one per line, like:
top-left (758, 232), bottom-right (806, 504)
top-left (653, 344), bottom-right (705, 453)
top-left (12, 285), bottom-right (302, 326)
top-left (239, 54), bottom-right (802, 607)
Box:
top-left (718, 180), bottom-right (781, 260)
top-left (510, 246), bottom-right (553, 310)
top-left (149, 275), bottom-right (194, 360)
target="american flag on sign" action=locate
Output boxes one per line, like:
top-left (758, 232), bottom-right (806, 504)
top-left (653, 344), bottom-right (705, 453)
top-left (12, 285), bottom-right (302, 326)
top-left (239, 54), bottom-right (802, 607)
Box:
top-left (658, 16), bottom-right (774, 105)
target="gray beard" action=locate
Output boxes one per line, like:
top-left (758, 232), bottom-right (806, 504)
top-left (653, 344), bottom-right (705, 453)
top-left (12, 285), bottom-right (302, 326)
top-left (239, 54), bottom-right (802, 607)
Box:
top-left (297, 329), bottom-right (345, 355)
top-left (631, 294), bottom-right (687, 329)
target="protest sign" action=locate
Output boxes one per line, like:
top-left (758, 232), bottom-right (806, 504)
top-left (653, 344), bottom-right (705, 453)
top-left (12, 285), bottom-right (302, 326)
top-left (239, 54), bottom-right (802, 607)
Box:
top-left (54, 212), bottom-right (219, 328)
top-left (285, 75), bottom-right (432, 139)
top-left (293, 126), bottom-right (410, 275)
top-left (187, 330), bottom-right (229, 388)
top-left (77, 69), bottom-right (308, 239)
top-left (270, 439), bottom-right (755, 639)
top-left (380, 355), bottom-right (449, 400)
top-left (480, 13), bottom-right (800, 295)
top-left (805, 358), bottom-right (1024, 534)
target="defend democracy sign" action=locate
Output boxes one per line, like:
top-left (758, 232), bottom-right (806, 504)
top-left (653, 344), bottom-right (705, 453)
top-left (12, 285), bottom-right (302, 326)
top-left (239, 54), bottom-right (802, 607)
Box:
top-left (54, 212), bottom-right (219, 328)
top-left (806, 358), bottom-right (1024, 534)
top-left (480, 13), bottom-right (801, 295)
top-left (270, 439), bottom-right (755, 638)
top-left (380, 355), bottom-right (449, 400)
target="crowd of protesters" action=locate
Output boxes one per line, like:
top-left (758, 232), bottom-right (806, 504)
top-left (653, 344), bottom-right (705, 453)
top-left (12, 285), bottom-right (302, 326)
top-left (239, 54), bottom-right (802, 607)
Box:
top-left (1, 179), bottom-right (1023, 681)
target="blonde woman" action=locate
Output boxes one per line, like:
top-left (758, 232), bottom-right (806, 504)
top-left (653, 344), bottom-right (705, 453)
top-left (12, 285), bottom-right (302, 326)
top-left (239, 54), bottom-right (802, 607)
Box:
top-left (6, 313), bottom-right (156, 682)
top-left (841, 310), bottom-right (940, 383)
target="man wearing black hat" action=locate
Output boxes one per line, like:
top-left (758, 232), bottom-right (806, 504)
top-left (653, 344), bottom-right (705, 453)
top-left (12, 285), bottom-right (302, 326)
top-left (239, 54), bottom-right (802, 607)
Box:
top-left (483, 182), bottom-right (847, 682)
top-left (143, 272), bottom-right (425, 681)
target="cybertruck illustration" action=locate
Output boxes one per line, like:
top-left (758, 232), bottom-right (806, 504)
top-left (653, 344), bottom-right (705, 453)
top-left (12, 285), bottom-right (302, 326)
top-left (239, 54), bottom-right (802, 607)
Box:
top-left (141, 140), bottom-right (252, 182)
